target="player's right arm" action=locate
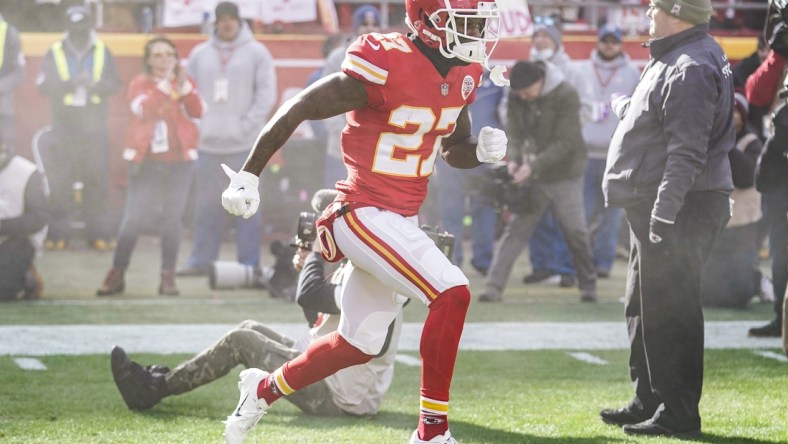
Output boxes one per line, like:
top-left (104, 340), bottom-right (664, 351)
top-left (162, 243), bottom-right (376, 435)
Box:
top-left (243, 73), bottom-right (368, 176)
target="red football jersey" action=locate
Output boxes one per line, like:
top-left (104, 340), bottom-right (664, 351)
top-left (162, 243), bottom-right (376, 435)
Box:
top-left (337, 32), bottom-right (483, 217)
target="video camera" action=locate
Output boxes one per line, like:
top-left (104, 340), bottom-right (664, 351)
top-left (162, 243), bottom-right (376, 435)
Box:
top-left (291, 211), bottom-right (318, 250)
top-left (481, 163), bottom-right (539, 215)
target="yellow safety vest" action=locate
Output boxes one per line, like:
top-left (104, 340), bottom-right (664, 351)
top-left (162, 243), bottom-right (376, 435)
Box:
top-left (51, 39), bottom-right (106, 105)
top-left (0, 21), bottom-right (8, 71)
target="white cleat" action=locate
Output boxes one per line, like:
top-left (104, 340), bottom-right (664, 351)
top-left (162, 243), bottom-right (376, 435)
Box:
top-left (224, 368), bottom-right (270, 444)
top-left (409, 430), bottom-right (458, 444)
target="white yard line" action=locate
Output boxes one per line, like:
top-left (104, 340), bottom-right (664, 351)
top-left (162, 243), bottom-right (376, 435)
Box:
top-left (13, 357), bottom-right (48, 370)
top-left (567, 352), bottom-right (609, 365)
top-left (0, 321), bottom-right (780, 356)
top-left (753, 350), bottom-right (788, 363)
top-left (394, 354), bottom-right (422, 367)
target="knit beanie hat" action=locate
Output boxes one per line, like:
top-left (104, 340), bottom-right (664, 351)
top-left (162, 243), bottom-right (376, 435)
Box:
top-left (509, 61), bottom-right (546, 89)
top-left (533, 22), bottom-right (562, 48)
top-left (352, 5), bottom-right (381, 34)
top-left (652, 0), bottom-right (712, 25)
top-left (733, 91), bottom-right (749, 122)
top-left (215, 1), bottom-right (241, 21)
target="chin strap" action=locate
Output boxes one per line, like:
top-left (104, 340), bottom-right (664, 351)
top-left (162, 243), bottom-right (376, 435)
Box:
top-left (489, 64), bottom-right (510, 86)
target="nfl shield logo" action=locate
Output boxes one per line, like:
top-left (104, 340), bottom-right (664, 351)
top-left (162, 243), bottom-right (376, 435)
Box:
top-left (441, 83), bottom-right (449, 96)
top-left (671, 3), bottom-right (681, 15)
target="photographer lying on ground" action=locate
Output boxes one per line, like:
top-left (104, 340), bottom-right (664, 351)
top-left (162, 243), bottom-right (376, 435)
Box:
top-left (110, 189), bottom-right (404, 417)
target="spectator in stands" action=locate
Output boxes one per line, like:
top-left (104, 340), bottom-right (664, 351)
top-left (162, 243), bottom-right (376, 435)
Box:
top-left (96, 37), bottom-right (204, 297)
top-left (0, 133), bottom-right (47, 301)
top-left (319, 4), bottom-right (381, 188)
top-left (177, 1), bottom-right (277, 277)
top-left (479, 61), bottom-right (597, 303)
top-left (523, 15), bottom-right (595, 288)
top-left (701, 92), bottom-right (766, 308)
top-left (576, 24), bottom-right (639, 279)
top-left (36, 5), bottom-right (121, 251)
top-left (434, 69), bottom-right (504, 275)
top-left (304, 33), bottom-right (348, 142)
top-left (0, 13), bottom-right (25, 149)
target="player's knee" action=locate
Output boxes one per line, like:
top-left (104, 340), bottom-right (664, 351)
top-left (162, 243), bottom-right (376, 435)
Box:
top-left (431, 285), bottom-right (471, 311)
top-left (341, 311), bottom-right (398, 356)
top-left (334, 333), bottom-right (375, 365)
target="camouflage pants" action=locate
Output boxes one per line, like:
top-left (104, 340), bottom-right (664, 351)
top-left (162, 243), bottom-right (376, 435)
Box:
top-left (165, 320), bottom-right (345, 416)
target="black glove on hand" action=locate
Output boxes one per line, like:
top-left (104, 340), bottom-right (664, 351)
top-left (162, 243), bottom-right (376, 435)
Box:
top-left (649, 218), bottom-right (673, 247)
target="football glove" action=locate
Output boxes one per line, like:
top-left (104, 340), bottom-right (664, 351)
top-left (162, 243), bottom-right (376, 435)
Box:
top-left (220, 164), bottom-right (260, 219)
top-left (477, 127), bottom-right (507, 163)
top-left (649, 218), bottom-right (674, 247)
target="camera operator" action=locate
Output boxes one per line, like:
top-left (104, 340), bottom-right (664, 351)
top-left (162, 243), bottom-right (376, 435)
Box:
top-left (109, 189), bottom-right (403, 417)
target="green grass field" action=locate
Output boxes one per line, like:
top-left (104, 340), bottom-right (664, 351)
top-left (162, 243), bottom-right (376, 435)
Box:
top-left (1, 237), bottom-right (785, 443)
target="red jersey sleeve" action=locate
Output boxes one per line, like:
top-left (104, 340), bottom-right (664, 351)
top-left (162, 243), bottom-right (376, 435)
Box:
top-left (342, 33), bottom-right (395, 108)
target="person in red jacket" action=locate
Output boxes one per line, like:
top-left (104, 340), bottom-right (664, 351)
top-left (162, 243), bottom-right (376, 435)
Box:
top-left (97, 36), bottom-right (203, 297)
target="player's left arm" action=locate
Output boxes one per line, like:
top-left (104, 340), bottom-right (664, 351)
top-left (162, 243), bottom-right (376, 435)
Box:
top-left (243, 73), bottom-right (368, 176)
top-left (440, 106), bottom-right (481, 169)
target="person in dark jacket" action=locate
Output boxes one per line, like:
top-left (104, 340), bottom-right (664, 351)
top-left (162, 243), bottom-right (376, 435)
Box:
top-left (701, 92), bottom-right (765, 308)
top-left (749, 81), bottom-right (788, 339)
top-left (36, 5), bottom-right (121, 251)
top-left (600, 0), bottom-right (734, 438)
top-left (478, 60), bottom-right (597, 303)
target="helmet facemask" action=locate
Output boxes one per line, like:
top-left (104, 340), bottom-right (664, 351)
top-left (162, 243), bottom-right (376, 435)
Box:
top-left (408, 1), bottom-right (500, 67)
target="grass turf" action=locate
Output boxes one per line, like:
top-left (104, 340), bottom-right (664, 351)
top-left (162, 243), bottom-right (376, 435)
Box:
top-left (1, 238), bottom-right (784, 442)
top-left (0, 350), bottom-right (786, 443)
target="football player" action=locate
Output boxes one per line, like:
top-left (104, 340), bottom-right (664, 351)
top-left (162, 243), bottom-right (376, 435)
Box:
top-left (220, 1), bottom-right (508, 442)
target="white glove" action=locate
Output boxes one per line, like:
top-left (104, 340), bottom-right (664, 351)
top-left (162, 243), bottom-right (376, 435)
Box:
top-left (489, 65), bottom-right (510, 87)
top-left (220, 163), bottom-right (260, 219)
top-left (476, 126), bottom-right (507, 163)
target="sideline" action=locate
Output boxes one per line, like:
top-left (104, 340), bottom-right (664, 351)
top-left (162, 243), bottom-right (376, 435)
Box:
top-left (0, 321), bottom-right (780, 356)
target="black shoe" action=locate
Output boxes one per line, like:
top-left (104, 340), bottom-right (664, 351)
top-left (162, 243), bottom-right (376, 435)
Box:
top-left (111, 346), bottom-right (168, 410)
top-left (581, 290), bottom-right (598, 303)
top-left (748, 320), bottom-right (782, 338)
top-left (523, 270), bottom-right (557, 284)
top-left (175, 265), bottom-right (209, 277)
top-left (559, 274), bottom-right (577, 288)
top-left (596, 268), bottom-right (610, 279)
top-left (478, 292), bottom-right (502, 303)
top-left (600, 407), bottom-right (650, 426)
top-left (623, 419), bottom-right (701, 438)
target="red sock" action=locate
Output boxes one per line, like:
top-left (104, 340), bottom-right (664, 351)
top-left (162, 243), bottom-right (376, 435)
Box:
top-left (417, 285), bottom-right (470, 441)
top-left (257, 331), bottom-right (372, 405)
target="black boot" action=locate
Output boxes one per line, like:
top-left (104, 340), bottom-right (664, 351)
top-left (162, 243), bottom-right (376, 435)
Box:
top-left (97, 268), bottom-right (125, 296)
top-left (110, 346), bottom-right (169, 410)
top-left (748, 319), bottom-right (781, 337)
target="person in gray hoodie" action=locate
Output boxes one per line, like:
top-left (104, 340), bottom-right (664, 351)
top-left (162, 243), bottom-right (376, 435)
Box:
top-left (479, 60), bottom-right (597, 303)
top-left (578, 24), bottom-right (640, 278)
top-left (178, 1), bottom-right (277, 276)
top-left (600, 0), bottom-right (733, 437)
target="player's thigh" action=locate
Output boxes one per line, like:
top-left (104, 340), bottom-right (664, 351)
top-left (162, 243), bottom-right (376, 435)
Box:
top-left (333, 206), bottom-right (468, 305)
top-left (337, 263), bottom-right (403, 355)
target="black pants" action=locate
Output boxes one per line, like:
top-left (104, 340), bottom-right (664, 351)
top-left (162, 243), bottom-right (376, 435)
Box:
top-left (763, 192), bottom-right (788, 324)
top-left (623, 191), bottom-right (730, 431)
top-left (0, 238), bottom-right (35, 301)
